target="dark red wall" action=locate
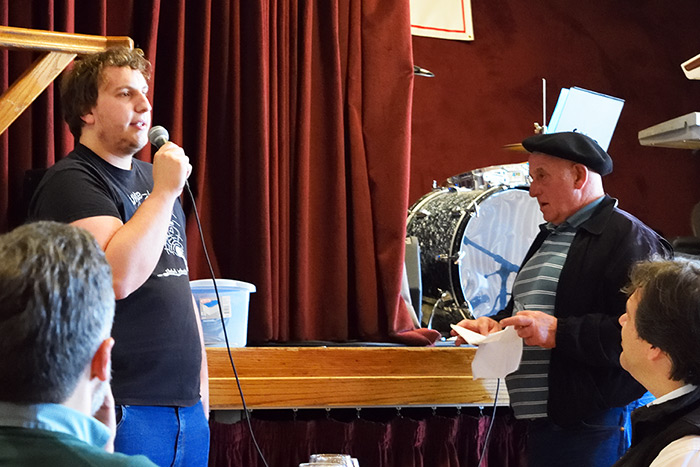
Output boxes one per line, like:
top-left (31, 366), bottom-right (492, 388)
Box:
top-left (411, 0), bottom-right (700, 238)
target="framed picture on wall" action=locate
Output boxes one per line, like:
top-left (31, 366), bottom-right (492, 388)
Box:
top-left (410, 0), bottom-right (474, 41)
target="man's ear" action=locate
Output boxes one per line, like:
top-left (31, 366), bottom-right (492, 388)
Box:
top-left (90, 337), bottom-right (114, 382)
top-left (573, 164), bottom-right (589, 189)
top-left (81, 111), bottom-right (95, 126)
top-left (647, 344), bottom-right (665, 363)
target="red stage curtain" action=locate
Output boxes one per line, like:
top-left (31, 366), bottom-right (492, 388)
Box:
top-left (0, 0), bottom-right (434, 344)
top-left (208, 409), bottom-right (528, 467)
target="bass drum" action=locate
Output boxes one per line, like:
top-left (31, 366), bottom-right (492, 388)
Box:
top-left (406, 185), bottom-right (544, 319)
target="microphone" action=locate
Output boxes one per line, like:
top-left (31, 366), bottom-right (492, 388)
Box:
top-left (148, 125), bottom-right (170, 149)
top-left (148, 125), bottom-right (192, 190)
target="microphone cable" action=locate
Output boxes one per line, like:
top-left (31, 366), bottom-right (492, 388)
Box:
top-left (148, 126), bottom-right (268, 465)
top-left (477, 377), bottom-right (500, 467)
top-left (184, 180), bottom-right (269, 467)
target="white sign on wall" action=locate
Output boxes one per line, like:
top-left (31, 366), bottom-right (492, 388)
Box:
top-left (410, 0), bottom-right (474, 41)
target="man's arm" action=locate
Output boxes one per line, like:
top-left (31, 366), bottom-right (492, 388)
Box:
top-left (72, 143), bottom-right (190, 299)
top-left (554, 220), bottom-right (672, 366)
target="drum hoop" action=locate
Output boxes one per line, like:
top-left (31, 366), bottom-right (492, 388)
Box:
top-left (406, 187), bottom-right (474, 226)
top-left (406, 188), bottom-right (443, 226)
top-left (446, 200), bottom-right (470, 306)
top-left (444, 185), bottom-right (506, 306)
top-left (467, 185), bottom-right (507, 208)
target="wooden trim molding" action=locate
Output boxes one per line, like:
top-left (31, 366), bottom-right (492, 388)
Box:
top-left (0, 25), bottom-right (133, 54)
top-left (207, 346), bottom-right (509, 410)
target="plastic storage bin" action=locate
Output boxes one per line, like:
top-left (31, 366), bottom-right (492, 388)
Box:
top-left (190, 279), bottom-right (256, 347)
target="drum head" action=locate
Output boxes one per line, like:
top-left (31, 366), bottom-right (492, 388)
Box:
top-left (457, 188), bottom-right (543, 318)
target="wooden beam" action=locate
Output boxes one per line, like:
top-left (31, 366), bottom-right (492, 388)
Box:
top-left (0, 25), bottom-right (133, 54)
top-left (207, 346), bottom-right (509, 410)
top-left (0, 51), bottom-right (75, 135)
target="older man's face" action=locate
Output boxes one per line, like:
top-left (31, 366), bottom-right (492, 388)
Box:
top-left (527, 153), bottom-right (581, 225)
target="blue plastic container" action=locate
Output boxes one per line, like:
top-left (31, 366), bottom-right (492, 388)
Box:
top-left (190, 279), bottom-right (256, 347)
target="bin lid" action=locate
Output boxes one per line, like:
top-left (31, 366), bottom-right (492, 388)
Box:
top-left (190, 278), bottom-right (256, 293)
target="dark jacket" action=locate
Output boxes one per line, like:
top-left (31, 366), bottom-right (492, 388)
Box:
top-left (0, 427), bottom-right (156, 466)
top-left (494, 195), bottom-right (672, 427)
top-left (613, 387), bottom-right (700, 466)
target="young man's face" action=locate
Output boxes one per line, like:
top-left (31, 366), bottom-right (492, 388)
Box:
top-left (82, 66), bottom-right (151, 157)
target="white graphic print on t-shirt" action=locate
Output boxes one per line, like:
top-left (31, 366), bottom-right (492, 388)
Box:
top-left (129, 190), bottom-right (149, 207)
top-left (129, 190), bottom-right (189, 278)
top-left (159, 216), bottom-right (189, 278)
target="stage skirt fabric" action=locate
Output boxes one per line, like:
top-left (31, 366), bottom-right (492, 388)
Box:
top-left (209, 408), bottom-right (527, 467)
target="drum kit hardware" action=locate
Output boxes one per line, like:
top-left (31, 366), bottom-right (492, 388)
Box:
top-left (425, 289), bottom-right (474, 331)
top-left (406, 163), bottom-right (544, 334)
top-left (436, 250), bottom-right (465, 264)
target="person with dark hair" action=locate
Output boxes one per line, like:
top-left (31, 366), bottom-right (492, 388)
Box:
top-left (0, 221), bottom-right (155, 466)
top-left (614, 259), bottom-right (700, 466)
top-left (29, 47), bottom-right (209, 466)
top-left (451, 132), bottom-right (672, 466)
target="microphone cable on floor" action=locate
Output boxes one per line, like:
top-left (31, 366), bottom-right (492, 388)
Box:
top-left (185, 180), bottom-right (269, 467)
top-left (477, 377), bottom-right (500, 467)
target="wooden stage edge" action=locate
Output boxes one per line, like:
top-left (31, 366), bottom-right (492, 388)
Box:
top-left (206, 346), bottom-right (510, 410)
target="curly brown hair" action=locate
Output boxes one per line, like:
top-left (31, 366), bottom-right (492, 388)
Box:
top-left (61, 46), bottom-right (151, 139)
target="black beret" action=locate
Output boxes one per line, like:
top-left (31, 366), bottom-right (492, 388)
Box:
top-left (522, 131), bottom-right (613, 176)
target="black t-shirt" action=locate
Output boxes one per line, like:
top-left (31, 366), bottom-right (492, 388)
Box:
top-left (29, 144), bottom-right (201, 407)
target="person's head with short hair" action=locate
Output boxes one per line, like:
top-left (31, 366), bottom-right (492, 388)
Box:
top-left (61, 46), bottom-right (151, 140)
top-left (619, 258), bottom-right (700, 396)
top-left (522, 132), bottom-right (609, 225)
top-left (0, 221), bottom-right (115, 406)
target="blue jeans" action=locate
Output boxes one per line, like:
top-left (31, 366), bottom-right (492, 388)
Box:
top-left (525, 403), bottom-right (636, 467)
top-left (114, 401), bottom-right (210, 467)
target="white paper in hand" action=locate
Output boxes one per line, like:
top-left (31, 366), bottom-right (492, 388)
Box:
top-left (450, 324), bottom-right (523, 379)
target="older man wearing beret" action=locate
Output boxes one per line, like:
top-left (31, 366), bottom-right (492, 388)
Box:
top-left (452, 132), bottom-right (672, 466)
